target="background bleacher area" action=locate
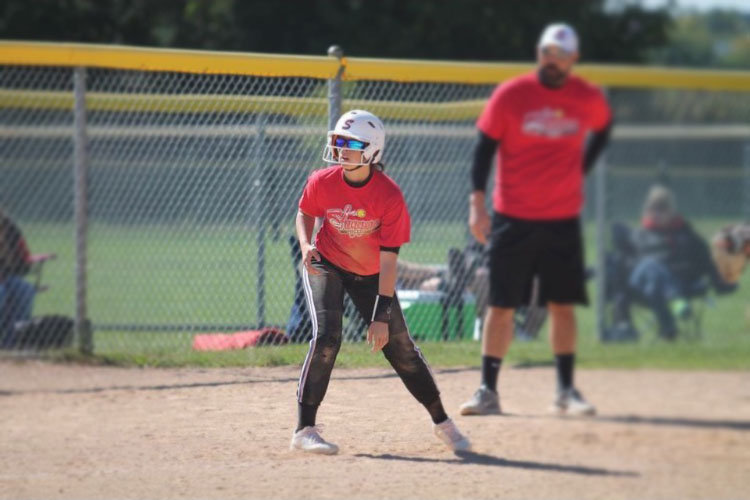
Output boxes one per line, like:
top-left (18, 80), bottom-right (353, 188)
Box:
top-left (1, 41), bottom-right (749, 359)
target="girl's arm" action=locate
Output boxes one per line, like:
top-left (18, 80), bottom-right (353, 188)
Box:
top-left (368, 250), bottom-right (399, 353)
top-left (296, 210), bottom-right (321, 275)
top-left (378, 250), bottom-right (399, 297)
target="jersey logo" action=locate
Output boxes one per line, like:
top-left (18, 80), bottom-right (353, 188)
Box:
top-left (326, 204), bottom-right (380, 238)
top-left (522, 107), bottom-right (580, 138)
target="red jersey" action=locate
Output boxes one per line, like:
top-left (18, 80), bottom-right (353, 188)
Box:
top-left (477, 72), bottom-right (611, 219)
top-left (298, 166), bottom-right (411, 276)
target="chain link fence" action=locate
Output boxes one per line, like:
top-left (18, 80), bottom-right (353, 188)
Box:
top-left (1, 44), bottom-right (749, 357)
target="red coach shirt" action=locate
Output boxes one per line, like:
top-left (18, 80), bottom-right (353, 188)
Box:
top-left (299, 166), bottom-right (411, 276)
top-left (477, 72), bottom-right (611, 219)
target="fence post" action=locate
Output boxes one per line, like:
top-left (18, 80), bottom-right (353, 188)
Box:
top-left (254, 113), bottom-right (268, 328)
top-left (73, 67), bottom-right (93, 354)
top-left (594, 139), bottom-right (608, 342)
top-left (327, 45), bottom-right (345, 130)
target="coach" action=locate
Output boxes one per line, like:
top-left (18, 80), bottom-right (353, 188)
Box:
top-left (460, 23), bottom-right (613, 416)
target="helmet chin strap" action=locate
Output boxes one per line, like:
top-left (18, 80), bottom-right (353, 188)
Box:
top-left (342, 154), bottom-right (371, 172)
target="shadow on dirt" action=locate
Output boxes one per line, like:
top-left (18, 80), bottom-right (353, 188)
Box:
top-left (355, 451), bottom-right (639, 477)
top-left (594, 414), bottom-right (750, 432)
top-left (0, 367), bottom-right (474, 396)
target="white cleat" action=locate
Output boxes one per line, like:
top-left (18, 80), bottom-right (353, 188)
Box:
top-left (290, 426), bottom-right (339, 455)
top-left (550, 388), bottom-right (596, 416)
top-left (434, 418), bottom-right (472, 452)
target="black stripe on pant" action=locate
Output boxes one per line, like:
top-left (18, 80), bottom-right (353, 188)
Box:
top-left (296, 255), bottom-right (441, 408)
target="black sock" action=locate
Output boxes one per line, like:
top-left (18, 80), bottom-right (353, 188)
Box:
top-left (481, 355), bottom-right (502, 392)
top-left (425, 398), bottom-right (449, 425)
top-left (555, 353), bottom-right (575, 392)
top-left (296, 403), bottom-right (319, 432)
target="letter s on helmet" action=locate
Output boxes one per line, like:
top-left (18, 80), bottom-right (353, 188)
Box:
top-left (322, 109), bottom-right (385, 166)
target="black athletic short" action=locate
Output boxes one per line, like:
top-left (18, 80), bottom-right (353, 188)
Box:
top-left (488, 212), bottom-right (588, 308)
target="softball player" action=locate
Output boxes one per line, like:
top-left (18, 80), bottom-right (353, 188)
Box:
top-left (460, 23), bottom-right (613, 417)
top-left (291, 110), bottom-right (471, 455)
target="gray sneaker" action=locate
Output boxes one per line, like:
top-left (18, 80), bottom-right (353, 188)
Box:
top-left (550, 388), bottom-right (596, 416)
top-left (459, 386), bottom-right (501, 416)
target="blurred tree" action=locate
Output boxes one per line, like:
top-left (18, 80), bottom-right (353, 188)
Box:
top-left (0, 0), bottom-right (185, 46)
top-left (1, 0), bottom-right (670, 63)
top-left (649, 9), bottom-right (750, 69)
top-left (649, 14), bottom-right (714, 66)
top-left (723, 35), bottom-right (750, 68)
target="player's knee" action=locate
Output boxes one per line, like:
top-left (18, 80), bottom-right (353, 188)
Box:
top-left (316, 314), bottom-right (343, 343)
top-left (313, 343), bottom-right (340, 367)
top-left (383, 330), bottom-right (421, 372)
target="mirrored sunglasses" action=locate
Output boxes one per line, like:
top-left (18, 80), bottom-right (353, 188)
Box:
top-left (334, 137), bottom-right (367, 150)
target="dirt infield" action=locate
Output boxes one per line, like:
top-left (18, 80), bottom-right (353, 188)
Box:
top-left (1, 360), bottom-right (749, 499)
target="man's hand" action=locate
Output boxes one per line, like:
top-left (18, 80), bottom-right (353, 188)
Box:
top-left (301, 243), bottom-right (321, 275)
top-left (367, 321), bottom-right (389, 352)
top-left (469, 192), bottom-right (490, 245)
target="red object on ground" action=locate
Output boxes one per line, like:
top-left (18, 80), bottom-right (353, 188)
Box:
top-left (192, 327), bottom-right (289, 351)
top-left (29, 252), bottom-right (57, 264)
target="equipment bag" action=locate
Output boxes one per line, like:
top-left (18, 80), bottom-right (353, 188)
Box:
top-left (13, 314), bottom-right (75, 350)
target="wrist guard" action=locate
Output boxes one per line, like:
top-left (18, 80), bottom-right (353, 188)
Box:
top-left (371, 294), bottom-right (394, 323)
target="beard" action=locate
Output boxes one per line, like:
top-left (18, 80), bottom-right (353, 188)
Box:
top-left (539, 64), bottom-right (567, 88)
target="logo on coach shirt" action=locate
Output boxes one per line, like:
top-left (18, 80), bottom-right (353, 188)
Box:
top-left (522, 107), bottom-right (579, 138)
top-left (327, 204), bottom-right (380, 238)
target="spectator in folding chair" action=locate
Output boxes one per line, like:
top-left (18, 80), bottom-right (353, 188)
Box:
top-left (612, 185), bottom-right (736, 340)
top-left (0, 210), bottom-right (35, 349)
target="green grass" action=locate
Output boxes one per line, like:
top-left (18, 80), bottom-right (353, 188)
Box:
top-left (27, 221), bottom-right (472, 328)
top-left (21, 218), bottom-right (750, 371)
top-left (47, 331), bottom-right (750, 370)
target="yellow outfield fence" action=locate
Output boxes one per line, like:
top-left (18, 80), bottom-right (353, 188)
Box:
top-left (2, 40), bottom-right (750, 89)
top-left (0, 89), bottom-right (487, 121)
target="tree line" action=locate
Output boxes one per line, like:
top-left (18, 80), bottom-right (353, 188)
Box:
top-left (2, 0), bottom-right (669, 63)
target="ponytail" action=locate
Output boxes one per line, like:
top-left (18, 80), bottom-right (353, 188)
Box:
top-left (372, 162), bottom-right (385, 172)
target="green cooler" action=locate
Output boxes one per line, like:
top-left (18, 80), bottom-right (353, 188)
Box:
top-left (397, 289), bottom-right (477, 341)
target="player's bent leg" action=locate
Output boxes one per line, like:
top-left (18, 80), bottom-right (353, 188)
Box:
top-left (348, 291), bottom-right (440, 407)
top-left (381, 305), bottom-right (472, 451)
top-left (385, 332), bottom-right (472, 451)
top-left (381, 332), bottom-right (473, 451)
top-left (297, 312), bottom-right (344, 407)
top-left (382, 324), bottom-right (441, 407)
top-left (294, 262), bottom-right (347, 452)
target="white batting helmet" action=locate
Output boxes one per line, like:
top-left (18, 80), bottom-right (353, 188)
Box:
top-left (322, 109), bottom-right (385, 166)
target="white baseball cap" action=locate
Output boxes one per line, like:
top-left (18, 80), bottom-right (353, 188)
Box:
top-left (538, 23), bottom-right (579, 54)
